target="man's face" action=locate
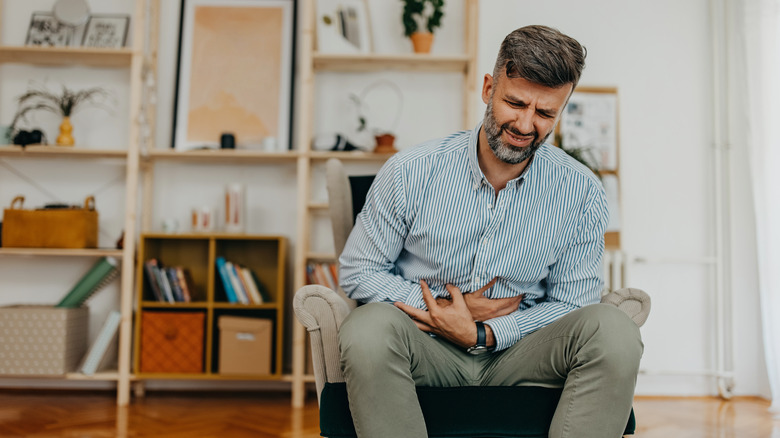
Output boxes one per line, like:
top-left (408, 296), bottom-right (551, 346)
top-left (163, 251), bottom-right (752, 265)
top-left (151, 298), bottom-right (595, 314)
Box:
top-left (481, 74), bottom-right (572, 165)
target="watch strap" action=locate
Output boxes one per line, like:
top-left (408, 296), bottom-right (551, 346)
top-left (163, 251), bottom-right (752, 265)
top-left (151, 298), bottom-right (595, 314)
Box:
top-left (475, 321), bottom-right (486, 348)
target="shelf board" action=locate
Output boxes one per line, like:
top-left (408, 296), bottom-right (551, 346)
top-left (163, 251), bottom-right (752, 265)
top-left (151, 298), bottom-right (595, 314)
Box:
top-left (64, 371), bottom-right (134, 381)
top-left (313, 52), bottom-right (470, 72)
top-left (0, 248), bottom-right (124, 257)
top-left (211, 302), bottom-right (278, 310)
top-left (308, 150), bottom-right (395, 161)
top-left (281, 374), bottom-right (316, 383)
top-left (0, 46), bottom-right (135, 68)
top-left (135, 372), bottom-right (284, 381)
top-left (140, 301), bottom-right (209, 309)
top-left (307, 252), bottom-right (336, 261)
top-left (0, 145), bottom-right (127, 159)
top-left (147, 148), bottom-right (300, 163)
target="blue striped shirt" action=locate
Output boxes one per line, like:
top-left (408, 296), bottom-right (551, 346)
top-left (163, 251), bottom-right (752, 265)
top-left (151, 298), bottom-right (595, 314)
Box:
top-left (339, 123), bottom-right (609, 351)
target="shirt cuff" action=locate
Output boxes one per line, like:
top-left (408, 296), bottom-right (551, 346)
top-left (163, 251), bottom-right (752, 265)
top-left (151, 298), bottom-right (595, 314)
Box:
top-left (484, 314), bottom-right (523, 351)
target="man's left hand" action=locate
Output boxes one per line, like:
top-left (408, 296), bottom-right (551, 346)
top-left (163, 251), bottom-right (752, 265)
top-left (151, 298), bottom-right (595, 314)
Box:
top-left (394, 280), bottom-right (477, 349)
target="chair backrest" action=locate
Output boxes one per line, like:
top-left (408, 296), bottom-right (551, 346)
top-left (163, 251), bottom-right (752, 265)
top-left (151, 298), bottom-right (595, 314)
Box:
top-left (325, 158), bottom-right (376, 255)
top-left (325, 158), bottom-right (375, 309)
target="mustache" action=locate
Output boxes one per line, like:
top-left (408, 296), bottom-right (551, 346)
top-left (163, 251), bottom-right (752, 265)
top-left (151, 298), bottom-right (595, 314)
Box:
top-left (501, 123), bottom-right (537, 141)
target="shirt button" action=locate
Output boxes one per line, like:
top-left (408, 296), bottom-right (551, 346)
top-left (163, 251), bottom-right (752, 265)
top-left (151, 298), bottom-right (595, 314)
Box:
top-left (475, 277), bottom-right (482, 284)
top-left (487, 203), bottom-right (493, 209)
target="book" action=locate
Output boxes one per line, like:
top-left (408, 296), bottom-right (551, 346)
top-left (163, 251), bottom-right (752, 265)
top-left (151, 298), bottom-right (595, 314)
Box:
top-left (240, 266), bottom-right (263, 304)
top-left (79, 310), bottom-right (121, 375)
top-left (56, 257), bottom-right (120, 308)
top-left (143, 259), bottom-right (163, 301)
top-left (154, 263), bottom-right (175, 304)
top-left (165, 267), bottom-right (184, 302)
top-left (216, 256), bottom-right (238, 303)
top-left (175, 267), bottom-right (192, 302)
top-left (226, 261), bottom-right (249, 304)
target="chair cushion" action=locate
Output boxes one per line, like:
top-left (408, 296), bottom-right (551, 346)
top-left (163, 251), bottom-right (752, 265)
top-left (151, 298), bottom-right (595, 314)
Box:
top-left (319, 382), bottom-right (636, 437)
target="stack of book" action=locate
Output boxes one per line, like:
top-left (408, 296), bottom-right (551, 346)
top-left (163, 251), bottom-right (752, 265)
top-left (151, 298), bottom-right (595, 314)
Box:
top-left (143, 259), bottom-right (195, 303)
top-left (215, 256), bottom-right (271, 304)
top-left (306, 262), bottom-right (339, 291)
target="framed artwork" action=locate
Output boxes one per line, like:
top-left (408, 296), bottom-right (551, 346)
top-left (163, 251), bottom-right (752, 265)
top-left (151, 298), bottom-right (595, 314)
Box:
top-left (172, 0), bottom-right (295, 151)
top-left (557, 87), bottom-right (619, 171)
top-left (82, 15), bottom-right (130, 48)
top-left (25, 12), bottom-right (73, 47)
top-left (316, 0), bottom-right (372, 54)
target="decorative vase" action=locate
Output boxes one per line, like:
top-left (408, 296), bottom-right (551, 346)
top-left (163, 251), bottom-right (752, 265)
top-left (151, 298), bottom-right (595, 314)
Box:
top-left (56, 116), bottom-right (75, 146)
top-left (410, 32), bottom-right (434, 54)
top-left (374, 133), bottom-right (397, 154)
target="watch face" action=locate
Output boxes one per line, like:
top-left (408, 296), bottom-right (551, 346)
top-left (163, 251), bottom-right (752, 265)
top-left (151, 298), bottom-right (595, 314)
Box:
top-left (467, 345), bottom-right (490, 355)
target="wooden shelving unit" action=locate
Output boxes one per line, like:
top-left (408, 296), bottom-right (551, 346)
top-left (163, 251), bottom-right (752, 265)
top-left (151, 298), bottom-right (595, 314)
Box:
top-left (0, 46), bottom-right (134, 68)
top-left (0, 0), bottom-right (154, 406)
top-left (289, 0), bottom-right (480, 407)
top-left (133, 233), bottom-right (286, 381)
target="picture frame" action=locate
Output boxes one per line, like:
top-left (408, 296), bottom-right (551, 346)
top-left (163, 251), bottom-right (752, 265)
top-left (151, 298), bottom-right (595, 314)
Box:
top-left (82, 15), bottom-right (130, 48)
top-left (172, 0), bottom-right (295, 151)
top-left (25, 12), bottom-right (74, 47)
top-left (557, 87), bottom-right (619, 171)
top-left (316, 0), bottom-right (372, 54)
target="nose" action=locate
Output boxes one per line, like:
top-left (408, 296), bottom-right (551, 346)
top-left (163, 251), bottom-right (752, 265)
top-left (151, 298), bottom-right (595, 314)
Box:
top-left (512, 108), bottom-right (535, 136)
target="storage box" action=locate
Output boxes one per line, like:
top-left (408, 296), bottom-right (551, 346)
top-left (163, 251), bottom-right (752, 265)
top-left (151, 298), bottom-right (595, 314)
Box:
top-left (218, 316), bottom-right (272, 375)
top-left (2, 195), bottom-right (98, 249)
top-left (0, 305), bottom-right (88, 375)
top-left (140, 311), bottom-right (204, 373)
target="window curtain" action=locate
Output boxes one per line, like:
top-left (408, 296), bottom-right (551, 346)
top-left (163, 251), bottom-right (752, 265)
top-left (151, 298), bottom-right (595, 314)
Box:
top-left (734, 0), bottom-right (780, 413)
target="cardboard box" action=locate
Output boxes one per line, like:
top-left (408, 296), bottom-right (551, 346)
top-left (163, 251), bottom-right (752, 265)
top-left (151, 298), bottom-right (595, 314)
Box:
top-left (140, 311), bottom-right (204, 373)
top-left (0, 305), bottom-right (88, 375)
top-left (218, 316), bottom-right (272, 375)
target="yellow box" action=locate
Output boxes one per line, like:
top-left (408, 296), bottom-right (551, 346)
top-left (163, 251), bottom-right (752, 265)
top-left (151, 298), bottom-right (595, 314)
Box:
top-left (2, 196), bottom-right (98, 249)
top-left (218, 316), bottom-right (272, 375)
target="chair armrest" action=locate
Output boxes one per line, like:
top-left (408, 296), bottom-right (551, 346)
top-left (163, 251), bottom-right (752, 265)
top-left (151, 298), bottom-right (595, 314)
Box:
top-left (293, 284), bottom-right (352, 403)
top-left (601, 287), bottom-right (651, 327)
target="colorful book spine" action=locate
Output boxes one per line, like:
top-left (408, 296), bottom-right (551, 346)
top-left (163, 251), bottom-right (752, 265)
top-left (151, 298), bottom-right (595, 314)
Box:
top-left (216, 256), bottom-right (238, 303)
top-left (226, 261), bottom-right (249, 304)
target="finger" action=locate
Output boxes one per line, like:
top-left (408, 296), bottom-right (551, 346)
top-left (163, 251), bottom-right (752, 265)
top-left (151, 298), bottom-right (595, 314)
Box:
top-left (412, 320), bottom-right (434, 333)
top-left (419, 280), bottom-right (436, 309)
top-left (394, 302), bottom-right (432, 325)
top-left (445, 283), bottom-right (466, 305)
top-left (474, 277), bottom-right (498, 296)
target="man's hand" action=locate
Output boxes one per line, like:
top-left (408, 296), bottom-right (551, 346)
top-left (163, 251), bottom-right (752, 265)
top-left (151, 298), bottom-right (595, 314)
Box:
top-left (435, 278), bottom-right (524, 322)
top-left (461, 279), bottom-right (524, 321)
top-left (394, 280), bottom-right (478, 348)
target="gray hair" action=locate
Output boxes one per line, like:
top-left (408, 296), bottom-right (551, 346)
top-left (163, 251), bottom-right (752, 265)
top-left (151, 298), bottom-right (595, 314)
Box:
top-left (492, 25), bottom-right (586, 89)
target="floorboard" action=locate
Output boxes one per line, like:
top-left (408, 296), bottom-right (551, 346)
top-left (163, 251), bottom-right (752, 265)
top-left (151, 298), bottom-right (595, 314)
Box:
top-left (0, 390), bottom-right (775, 437)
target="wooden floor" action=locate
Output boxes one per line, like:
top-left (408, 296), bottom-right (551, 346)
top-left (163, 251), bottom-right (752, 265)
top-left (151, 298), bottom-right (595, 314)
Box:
top-left (0, 390), bottom-right (775, 437)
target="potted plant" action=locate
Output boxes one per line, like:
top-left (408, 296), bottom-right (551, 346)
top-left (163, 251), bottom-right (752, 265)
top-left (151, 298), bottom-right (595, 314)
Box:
top-left (349, 80), bottom-right (404, 154)
top-left (9, 84), bottom-right (109, 147)
top-left (402, 0), bottom-right (445, 54)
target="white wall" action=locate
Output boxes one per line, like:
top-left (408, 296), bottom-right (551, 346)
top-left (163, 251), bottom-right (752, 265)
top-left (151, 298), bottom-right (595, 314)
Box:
top-left (0, 0), bottom-right (768, 397)
top-left (476, 0), bottom-right (767, 396)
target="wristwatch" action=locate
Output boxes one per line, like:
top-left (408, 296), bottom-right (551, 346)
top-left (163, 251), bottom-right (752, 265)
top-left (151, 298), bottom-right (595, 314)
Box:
top-left (466, 321), bottom-right (491, 355)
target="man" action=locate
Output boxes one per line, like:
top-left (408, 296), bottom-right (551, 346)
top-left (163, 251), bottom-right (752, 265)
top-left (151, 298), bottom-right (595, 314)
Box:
top-left (338, 25), bottom-right (643, 438)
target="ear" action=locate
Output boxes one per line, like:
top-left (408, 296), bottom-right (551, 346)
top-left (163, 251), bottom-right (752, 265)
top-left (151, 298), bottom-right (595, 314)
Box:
top-left (481, 74), bottom-right (494, 105)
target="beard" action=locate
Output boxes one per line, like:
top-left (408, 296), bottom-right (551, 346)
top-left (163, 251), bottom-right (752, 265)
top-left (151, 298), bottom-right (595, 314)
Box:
top-left (483, 98), bottom-right (552, 165)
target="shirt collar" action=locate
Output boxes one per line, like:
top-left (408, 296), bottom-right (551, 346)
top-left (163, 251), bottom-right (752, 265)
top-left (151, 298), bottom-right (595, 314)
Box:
top-left (468, 121), bottom-right (542, 190)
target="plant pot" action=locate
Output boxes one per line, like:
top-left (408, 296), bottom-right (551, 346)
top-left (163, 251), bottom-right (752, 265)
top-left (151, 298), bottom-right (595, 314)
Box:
top-left (56, 116), bottom-right (75, 146)
top-left (410, 32), bottom-right (434, 54)
top-left (374, 133), bottom-right (397, 154)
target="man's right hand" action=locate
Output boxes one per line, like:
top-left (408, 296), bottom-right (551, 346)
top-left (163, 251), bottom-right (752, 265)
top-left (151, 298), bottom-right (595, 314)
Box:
top-left (436, 278), bottom-right (524, 321)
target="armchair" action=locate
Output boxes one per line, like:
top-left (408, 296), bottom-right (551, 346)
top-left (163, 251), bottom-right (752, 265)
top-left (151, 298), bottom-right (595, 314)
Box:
top-left (294, 158), bottom-right (650, 437)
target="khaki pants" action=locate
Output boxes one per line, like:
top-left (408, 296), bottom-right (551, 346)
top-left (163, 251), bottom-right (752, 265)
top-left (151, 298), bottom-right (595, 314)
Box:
top-left (339, 303), bottom-right (643, 438)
